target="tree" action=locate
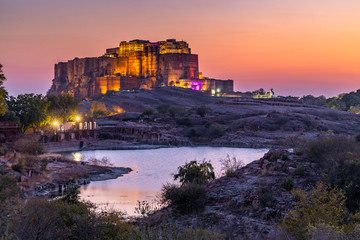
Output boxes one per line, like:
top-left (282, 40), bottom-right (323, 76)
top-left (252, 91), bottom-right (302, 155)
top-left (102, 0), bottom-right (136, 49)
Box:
top-left (7, 94), bottom-right (50, 132)
top-left (90, 101), bottom-right (107, 118)
top-left (174, 160), bottom-right (215, 185)
top-left (47, 94), bottom-right (79, 123)
top-left (0, 64), bottom-right (8, 115)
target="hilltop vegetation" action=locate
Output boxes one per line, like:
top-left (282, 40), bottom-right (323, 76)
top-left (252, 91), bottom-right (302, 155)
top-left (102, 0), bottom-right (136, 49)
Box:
top-left (301, 89), bottom-right (360, 113)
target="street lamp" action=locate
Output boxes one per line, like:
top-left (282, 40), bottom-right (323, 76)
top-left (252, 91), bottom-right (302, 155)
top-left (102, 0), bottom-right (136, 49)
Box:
top-left (54, 121), bottom-right (58, 135)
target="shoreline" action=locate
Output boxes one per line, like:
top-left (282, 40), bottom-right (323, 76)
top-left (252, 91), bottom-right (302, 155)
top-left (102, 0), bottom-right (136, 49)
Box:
top-left (44, 140), bottom-right (275, 154)
top-left (33, 164), bottom-right (133, 197)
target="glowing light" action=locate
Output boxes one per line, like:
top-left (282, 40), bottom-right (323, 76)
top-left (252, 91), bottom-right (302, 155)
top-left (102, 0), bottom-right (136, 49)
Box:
top-left (216, 88), bottom-right (221, 93)
top-left (190, 81), bottom-right (202, 91)
top-left (54, 121), bottom-right (58, 126)
top-left (75, 116), bottom-right (80, 121)
top-left (211, 89), bottom-right (216, 95)
top-left (72, 152), bottom-right (82, 162)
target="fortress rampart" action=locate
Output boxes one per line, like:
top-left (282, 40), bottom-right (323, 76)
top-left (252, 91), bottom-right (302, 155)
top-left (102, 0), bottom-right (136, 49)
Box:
top-left (48, 39), bottom-right (233, 98)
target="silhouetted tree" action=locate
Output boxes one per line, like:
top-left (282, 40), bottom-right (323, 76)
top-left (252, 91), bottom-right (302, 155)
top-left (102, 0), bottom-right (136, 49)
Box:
top-left (0, 64), bottom-right (8, 115)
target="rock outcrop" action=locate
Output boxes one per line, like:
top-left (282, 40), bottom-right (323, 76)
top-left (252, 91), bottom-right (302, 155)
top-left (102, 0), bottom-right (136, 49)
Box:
top-left (143, 150), bottom-right (322, 239)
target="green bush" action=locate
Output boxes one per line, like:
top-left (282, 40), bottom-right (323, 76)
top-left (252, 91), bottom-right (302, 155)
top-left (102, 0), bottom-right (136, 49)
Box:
top-left (356, 134), bottom-right (360, 142)
top-left (175, 117), bottom-right (192, 126)
top-left (141, 108), bottom-right (155, 117)
top-left (92, 110), bottom-right (107, 119)
top-left (12, 196), bottom-right (137, 240)
top-left (281, 182), bottom-right (357, 240)
top-left (299, 137), bottom-right (360, 211)
top-left (208, 124), bottom-right (225, 138)
top-left (138, 225), bottom-right (225, 240)
top-left (40, 158), bottom-right (48, 171)
top-left (299, 136), bottom-right (358, 164)
top-left (187, 123), bottom-right (225, 140)
top-left (0, 176), bottom-right (19, 204)
top-left (282, 177), bottom-right (294, 191)
top-left (295, 164), bottom-right (305, 176)
top-left (11, 158), bottom-right (24, 173)
top-left (24, 155), bottom-right (38, 168)
top-left (220, 154), bottom-right (244, 177)
top-left (196, 105), bottom-right (211, 117)
top-left (258, 189), bottom-right (274, 207)
top-left (169, 106), bottom-right (187, 118)
top-left (14, 138), bottom-right (43, 155)
top-left (174, 160), bottom-right (215, 185)
top-left (156, 104), bottom-right (171, 114)
top-left (161, 183), bottom-right (207, 214)
top-left (0, 147), bottom-right (6, 156)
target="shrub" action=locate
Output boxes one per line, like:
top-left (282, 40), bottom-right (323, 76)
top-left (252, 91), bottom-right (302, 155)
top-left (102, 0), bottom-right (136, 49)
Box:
top-left (356, 134), bottom-right (360, 142)
top-left (309, 223), bottom-right (360, 240)
top-left (40, 158), bottom-right (48, 171)
top-left (0, 176), bottom-right (19, 204)
top-left (14, 138), bottom-right (43, 155)
top-left (175, 117), bottom-right (192, 126)
top-left (0, 147), bottom-right (6, 156)
top-left (134, 200), bottom-right (152, 217)
top-left (299, 136), bottom-right (358, 164)
top-left (220, 154), bottom-right (244, 177)
top-left (208, 124), bottom-right (225, 138)
top-left (196, 105), bottom-right (211, 117)
top-left (281, 182), bottom-right (356, 240)
top-left (92, 110), bottom-right (107, 119)
top-left (258, 189), bottom-right (274, 207)
top-left (156, 104), bottom-right (171, 114)
top-left (281, 177), bottom-right (294, 191)
top-left (138, 225), bottom-right (225, 240)
top-left (268, 151), bottom-right (281, 162)
top-left (161, 183), bottom-right (207, 213)
top-left (298, 137), bottom-right (360, 211)
top-left (11, 158), bottom-right (24, 173)
top-left (11, 196), bottom-right (138, 240)
top-left (169, 106), bottom-right (186, 118)
top-left (294, 164), bottom-right (305, 176)
top-left (61, 187), bottom-right (81, 205)
top-left (174, 160), bottom-right (215, 185)
top-left (141, 108), bottom-right (154, 117)
top-left (134, 200), bottom-right (158, 217)
top-left (24, 155), bottom-right (39, 168)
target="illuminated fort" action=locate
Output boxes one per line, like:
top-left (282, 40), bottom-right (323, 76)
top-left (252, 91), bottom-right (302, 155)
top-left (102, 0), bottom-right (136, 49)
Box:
top-left (48, 39), bottom-right (234, 98)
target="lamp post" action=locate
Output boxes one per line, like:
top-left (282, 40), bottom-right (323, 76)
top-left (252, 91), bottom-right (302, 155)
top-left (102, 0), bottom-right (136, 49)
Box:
top-left (75, 116), bottom-right (80, 140)
top-left (53, 121), bottom-right (59, 141)
top-left (54, 121), bottom-right (58, 135)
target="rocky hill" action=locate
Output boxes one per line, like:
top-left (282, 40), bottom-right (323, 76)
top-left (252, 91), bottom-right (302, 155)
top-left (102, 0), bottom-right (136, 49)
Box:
top-left (82, 87), bottom-right (360, 148)
top-left (142, 149), bottom-right (322, 239)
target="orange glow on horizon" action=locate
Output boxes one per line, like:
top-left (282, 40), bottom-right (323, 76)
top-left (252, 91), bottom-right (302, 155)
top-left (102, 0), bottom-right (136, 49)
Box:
top-left (1, 0), bottom-right (359, 97)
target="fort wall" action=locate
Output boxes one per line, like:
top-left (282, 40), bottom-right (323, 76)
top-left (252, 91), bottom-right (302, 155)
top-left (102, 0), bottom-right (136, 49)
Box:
top-left (48, 39), bottom-right (232, 99)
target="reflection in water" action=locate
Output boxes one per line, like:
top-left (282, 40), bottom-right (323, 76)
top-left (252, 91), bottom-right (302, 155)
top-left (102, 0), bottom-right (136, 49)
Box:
top-left (79, 147), bottom-right (268, 215)
top-left (72, 152), bottom-right (82, 162)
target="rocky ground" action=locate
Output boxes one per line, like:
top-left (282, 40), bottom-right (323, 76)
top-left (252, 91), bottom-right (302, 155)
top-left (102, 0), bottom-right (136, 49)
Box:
top-left (142, 149), bottom-right (322, 240)
top-left (0, 153), bottom-right (131, 198)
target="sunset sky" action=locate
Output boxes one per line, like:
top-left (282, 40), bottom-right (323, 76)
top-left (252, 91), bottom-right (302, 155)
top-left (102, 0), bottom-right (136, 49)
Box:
top-left (0, 0), bottom-right (359, 97)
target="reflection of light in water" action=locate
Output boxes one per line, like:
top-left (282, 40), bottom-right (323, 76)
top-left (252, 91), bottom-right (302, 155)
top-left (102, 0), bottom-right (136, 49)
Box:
top-left (72, 152), bottom-right (82, 161)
